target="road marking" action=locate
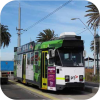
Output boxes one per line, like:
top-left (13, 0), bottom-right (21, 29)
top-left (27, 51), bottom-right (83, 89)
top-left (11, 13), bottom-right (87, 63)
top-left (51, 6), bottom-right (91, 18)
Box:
top-left (9, 80), bottom-right (59, 100)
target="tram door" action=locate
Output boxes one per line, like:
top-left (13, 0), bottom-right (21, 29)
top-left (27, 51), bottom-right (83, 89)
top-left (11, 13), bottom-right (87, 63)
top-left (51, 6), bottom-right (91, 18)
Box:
top-left (22, 54), bottom-right (26, 83)
top-left (41, 51), bottom-right (48, 89)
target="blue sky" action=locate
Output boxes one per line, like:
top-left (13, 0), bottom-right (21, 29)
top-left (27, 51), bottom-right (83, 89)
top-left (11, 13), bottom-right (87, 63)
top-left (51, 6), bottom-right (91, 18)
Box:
top-left (1, 0), bottom-right (99, 63)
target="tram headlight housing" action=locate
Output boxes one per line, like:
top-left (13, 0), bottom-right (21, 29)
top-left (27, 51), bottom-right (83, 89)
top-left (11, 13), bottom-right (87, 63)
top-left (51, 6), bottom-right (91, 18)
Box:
top-left (79, 75), bottom-right (83, 81)
top-left (65, 75), bottom-right (70, 82)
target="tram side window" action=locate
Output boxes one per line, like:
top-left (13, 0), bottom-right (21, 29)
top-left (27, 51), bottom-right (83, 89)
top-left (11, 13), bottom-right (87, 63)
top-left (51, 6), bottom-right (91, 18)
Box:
top-left (34, 52), bottom-right (38, 65)
top-left (27, 53), bottom-right (30, 65)
top-left (14, 55), bottom-right (17, 65)
top-left (31, 52), bottom-right (34, 65)
top-left (15, 55), bottom-right (17, 65)
top-left (17, 55), bottom-right (20, 65)
top-left (20, 54), bottom-right (22, 64)
top-left (18, 54), bottom-right (22, 65)
top-left (16, 55), bottom-right (18, 64)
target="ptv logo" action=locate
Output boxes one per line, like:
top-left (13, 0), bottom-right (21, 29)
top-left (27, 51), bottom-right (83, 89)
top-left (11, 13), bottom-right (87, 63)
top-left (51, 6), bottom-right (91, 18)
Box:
top-left (71, 75), bottom-right (78, 80)
top-left (75, 75), bottom-right (78, 78)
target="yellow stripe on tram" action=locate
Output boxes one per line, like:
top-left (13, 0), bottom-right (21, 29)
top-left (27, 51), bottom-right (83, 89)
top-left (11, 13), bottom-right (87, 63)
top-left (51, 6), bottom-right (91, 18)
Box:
top-left (56, 77), bottom-right (65, 80)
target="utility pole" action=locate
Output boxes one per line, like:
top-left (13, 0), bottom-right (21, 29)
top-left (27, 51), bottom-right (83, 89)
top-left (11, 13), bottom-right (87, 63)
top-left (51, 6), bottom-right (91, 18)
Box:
top-left (88, 56), bottom-right (89, 68)
top-left (16, 3), bottom-right (23, 47)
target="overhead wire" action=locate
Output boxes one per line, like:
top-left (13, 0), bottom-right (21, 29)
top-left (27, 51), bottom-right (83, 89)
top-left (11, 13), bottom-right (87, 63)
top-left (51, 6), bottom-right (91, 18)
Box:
top-left (22, 0), bottom-right (73, 33)
top-left (74, 28), bottom-right (85, 32)
top-left (77, 29), bottom-right (88, 35)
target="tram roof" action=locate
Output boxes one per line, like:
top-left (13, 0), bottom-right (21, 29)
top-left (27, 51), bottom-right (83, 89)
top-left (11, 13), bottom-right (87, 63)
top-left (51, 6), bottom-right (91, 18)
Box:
top-left (35, 39), bottom-right (63, 50)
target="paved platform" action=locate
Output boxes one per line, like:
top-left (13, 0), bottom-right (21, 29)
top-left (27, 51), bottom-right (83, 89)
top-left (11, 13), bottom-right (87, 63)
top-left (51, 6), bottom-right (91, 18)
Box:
top-left (1, 81), bottom-right (45, 99)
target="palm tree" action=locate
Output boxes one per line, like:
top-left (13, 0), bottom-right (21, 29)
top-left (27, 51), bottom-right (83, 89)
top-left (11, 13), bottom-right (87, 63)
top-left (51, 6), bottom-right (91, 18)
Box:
top-left (0, 24), bottom-right (11, 48)
top-left (85, 2), bottom-right (100, 29)
top-left (36, 29), bottom-right (57, 42)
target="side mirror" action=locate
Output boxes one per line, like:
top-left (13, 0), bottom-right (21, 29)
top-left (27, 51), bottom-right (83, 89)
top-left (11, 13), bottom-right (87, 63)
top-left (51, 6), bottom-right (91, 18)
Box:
top-left (49, 49), bottom-right (55, 58)
top-left (83, 50), bottom-right (86, 57)
top-left (47, 54), bottom-right (49, 60)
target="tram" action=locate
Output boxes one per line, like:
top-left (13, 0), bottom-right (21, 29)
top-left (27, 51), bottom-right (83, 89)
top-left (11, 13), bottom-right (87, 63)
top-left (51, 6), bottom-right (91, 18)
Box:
top-left (14, 32), bottom-right (85, 91)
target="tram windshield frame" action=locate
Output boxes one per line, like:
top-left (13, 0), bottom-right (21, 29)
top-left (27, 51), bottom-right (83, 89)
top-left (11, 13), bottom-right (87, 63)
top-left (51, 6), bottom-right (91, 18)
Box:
top-left (55, 47), bottom-right (84, 67)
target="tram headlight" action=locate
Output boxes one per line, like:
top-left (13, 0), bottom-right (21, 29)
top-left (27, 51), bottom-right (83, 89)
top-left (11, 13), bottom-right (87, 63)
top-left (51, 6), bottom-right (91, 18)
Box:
top-left (65, 75), bottom-right (70, 82)
top-left (79, 75), bottom-right (83, 81)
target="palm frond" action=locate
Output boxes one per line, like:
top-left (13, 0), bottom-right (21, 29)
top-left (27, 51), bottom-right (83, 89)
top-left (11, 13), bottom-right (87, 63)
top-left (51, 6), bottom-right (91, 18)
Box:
top-left (85, 2), bottom-right (100, 29)
top-left (36, 29), bottom-right (56, 42)
top-left (0, 24), bottom-right (11, 48)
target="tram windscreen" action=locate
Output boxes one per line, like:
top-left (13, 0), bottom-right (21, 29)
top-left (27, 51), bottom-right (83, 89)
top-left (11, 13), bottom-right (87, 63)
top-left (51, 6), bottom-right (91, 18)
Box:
top-left (57, 48), bottom-right (84, 67)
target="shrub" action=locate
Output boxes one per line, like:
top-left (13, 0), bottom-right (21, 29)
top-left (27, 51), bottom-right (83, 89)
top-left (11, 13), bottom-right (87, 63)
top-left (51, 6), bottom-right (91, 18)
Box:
top-left (85, 72), bottom-right (99, 83)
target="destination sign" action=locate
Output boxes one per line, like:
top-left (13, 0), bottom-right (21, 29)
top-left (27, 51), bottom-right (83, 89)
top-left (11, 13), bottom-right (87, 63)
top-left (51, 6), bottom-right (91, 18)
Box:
top-left (17, 41), bottom-right (35, 54)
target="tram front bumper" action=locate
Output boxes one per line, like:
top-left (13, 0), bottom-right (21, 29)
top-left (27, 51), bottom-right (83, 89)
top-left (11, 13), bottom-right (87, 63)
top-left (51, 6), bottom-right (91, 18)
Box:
top-left (56, 83), bottom-right (85, 90)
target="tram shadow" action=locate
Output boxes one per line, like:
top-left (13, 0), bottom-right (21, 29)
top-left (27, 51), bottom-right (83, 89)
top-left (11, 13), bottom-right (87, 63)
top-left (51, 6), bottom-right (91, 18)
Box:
top-left (23, 82), bottom-right (41, 90)
top-left (41, 88), bottom-right (92, 95)
top-left (18, 82), bottom-right (91, 95)
top-left (1, 80), bottom-right (18, 85)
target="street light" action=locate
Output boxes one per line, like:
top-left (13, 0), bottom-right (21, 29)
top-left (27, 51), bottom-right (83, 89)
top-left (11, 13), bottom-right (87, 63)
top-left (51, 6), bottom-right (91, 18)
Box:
top-left (71, 18), bottom-right (96, 75)
top-left (71, 18), bottom-right (93, 35)
top-left (94, 34), bottom-right (100, 74)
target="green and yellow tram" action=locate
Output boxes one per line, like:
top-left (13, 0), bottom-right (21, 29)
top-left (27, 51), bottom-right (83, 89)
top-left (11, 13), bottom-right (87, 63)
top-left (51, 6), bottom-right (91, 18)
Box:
top-left (14, 32), bottom-right (85, 91)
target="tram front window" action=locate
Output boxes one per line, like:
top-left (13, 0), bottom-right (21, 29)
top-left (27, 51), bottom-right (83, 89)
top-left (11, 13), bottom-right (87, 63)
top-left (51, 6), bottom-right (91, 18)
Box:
top-left (58, 49), bottom-right (84, 67)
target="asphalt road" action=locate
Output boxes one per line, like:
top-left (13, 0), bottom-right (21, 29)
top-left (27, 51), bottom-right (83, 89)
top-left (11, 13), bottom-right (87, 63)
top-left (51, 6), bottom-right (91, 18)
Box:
top-left (1, 80), bottom-right (98, 100)
top-left (85, 82), bottom-right (99, 87)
